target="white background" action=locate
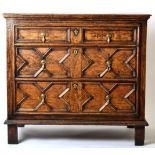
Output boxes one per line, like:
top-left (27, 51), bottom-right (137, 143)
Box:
top-left (0, 0), bottom-right (155, 154)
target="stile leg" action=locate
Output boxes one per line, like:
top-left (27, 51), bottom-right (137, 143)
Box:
top-left (135, 126), bottom-right (145, 146)
top-left (8, 125), bottom-right (18, 144)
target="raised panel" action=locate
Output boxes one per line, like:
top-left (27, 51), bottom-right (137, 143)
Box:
top-left (15, 47), bottom-right (71, 78)
top-left (15, 82), bottom-right (71, 113)
top-left (81, 47), bottom-right (137, 79)
top-left (15, 27), bottom-right (70, 43)
top-left (79, 82), bottom-right (136, 114)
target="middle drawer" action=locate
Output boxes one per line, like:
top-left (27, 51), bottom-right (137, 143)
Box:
top-left (15, 47), bottom-right (137, 79)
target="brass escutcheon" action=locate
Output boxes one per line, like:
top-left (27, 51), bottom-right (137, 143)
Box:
top-left (73, 83), bottom-right (78, 90)
top-left (73, 49), bottom-right (78, 56)
top-left (73, 29), bottom-right (79, 36)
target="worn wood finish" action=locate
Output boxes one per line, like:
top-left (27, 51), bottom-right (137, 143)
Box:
top-left (4, 14), bottom-right (150, 145)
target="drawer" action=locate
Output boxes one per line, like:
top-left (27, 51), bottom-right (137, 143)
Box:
top-left (15, 27), bottom-right (70, 43)
top-left (15, 47), bottom-right (137, 79)
top-left (15, 81), bottom-right (137, 115)
top-left (15, 47), bottom-right (72, 78)
top-left (15, 26), bottom-right (138, 45)
top-left (83, 26), bottom-right (138, 45)
top-left (78, 82), bottom-right (137, 113)
top-left (81, 47), bottom-right (137, 79)
top-left (15, 81), bottom-right (71, 112)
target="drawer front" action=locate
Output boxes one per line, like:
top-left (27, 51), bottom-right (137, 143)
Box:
top-left (15, 27), bottom-right (70, 43)
top-left (15, 47), bottom-right (137, 79)
top-left (16, 82), bottom-right (71, 113)
top-left (15, 26), bottom-right (138, 45)
top-left (15, 47), bottom-right (72, 78)
top-left (83, 27), bottom-right (138, 44)
top-left (15, 81), bottom-right (137, 115)
top-left (78, 82), bottom-right (136, 113)
top-left (81, 47), bottom-right (137, 79)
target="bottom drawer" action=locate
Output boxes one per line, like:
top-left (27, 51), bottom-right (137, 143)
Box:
top-left (15, 81), bottom-right (137, 115)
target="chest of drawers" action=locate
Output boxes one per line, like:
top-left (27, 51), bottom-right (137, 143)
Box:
top-left (4, 14), bottom-right (150, 145)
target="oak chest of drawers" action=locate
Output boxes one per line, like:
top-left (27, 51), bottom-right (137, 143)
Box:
top-left (4, 14), bottom-right (150, 145)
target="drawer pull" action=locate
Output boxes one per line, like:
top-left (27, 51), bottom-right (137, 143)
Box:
top-left (41, 59), bottom-right (46, 69)
top-left (41, 93), bottom-right (46, 99)
top-left (73, 49), bottom-right (78, 56)
top-left (106, 60), bottom-right (112, 71)
top-left (34, 59), bottom-right (46, 77)
top-left (33, 93), bottom-right (46, 111)
top-left (99, 60), bottom-right (112, 77)
top-left (40, 32), bottom-right (46, 43)
top-left (73, 83), bottom-right (78, 90)
top-left (106, 33), bottom-right (112, 43)
top-left (99, 95), bottom-right (111, 112)
top-left (73, 29), bottom-right (79, 36)
top-left (105, 95), bottom-right (111, 102)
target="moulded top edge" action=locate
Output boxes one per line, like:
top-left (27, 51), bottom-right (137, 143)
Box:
top-left (3, 13), bottom-right (151, 21)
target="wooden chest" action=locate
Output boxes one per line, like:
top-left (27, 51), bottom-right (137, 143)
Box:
top-left (4, 14), bottom-right (150, 145)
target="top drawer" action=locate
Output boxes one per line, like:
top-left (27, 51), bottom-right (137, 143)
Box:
top-left (84, 27), bottom-right (138, 45)
top-left (15, 27), bottom-right (70, 44)
top-left (15, 26), bottom-right (139, 45)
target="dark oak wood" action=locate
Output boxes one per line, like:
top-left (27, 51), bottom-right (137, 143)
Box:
top-left (4, 14), bottom-right (150, 145)
top-left (127, 125), bottom-right (134, 128)
top-left (8, 125), bottom-right (18, 144)
top-left (3, 14), bottom-right (151, 21)
top-left (18, 124), bottom-right (25, 127)
top-left (135, 126), bottom-right (145, 146)
top-left (5, 119), bottom-right (148, 126)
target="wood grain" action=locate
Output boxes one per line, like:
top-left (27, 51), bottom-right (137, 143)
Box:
top-left (4, 14), bottom-right (150, 145)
